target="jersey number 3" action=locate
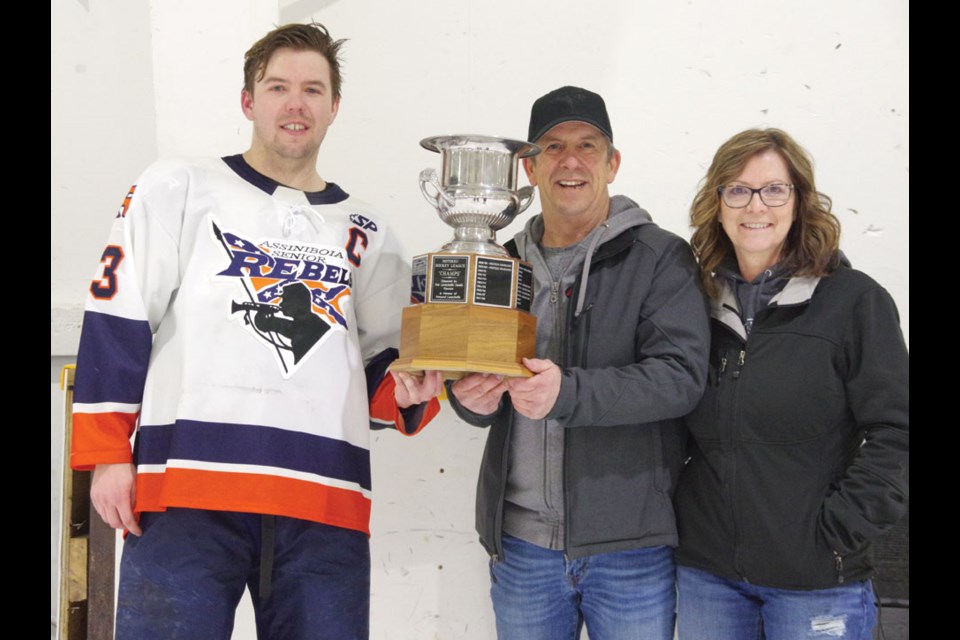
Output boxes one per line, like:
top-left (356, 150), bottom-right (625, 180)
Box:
top-left (90, 245), bottom-right (125, 300)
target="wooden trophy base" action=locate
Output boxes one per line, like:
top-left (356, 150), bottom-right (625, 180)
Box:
top-left (389, 303), bottom-right (536, 379)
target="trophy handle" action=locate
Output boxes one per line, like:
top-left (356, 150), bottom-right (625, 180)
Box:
top-left (517, 185), bottom-right (536, 214)
top-left (419, 168), bottom-right (456, 212)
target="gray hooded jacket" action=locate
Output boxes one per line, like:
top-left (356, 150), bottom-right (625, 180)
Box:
top-left (449, 195), bottom-right (711, 559)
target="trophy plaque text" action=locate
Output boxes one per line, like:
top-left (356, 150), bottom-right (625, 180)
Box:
top-left (390, 135), bottom-right (540, 378)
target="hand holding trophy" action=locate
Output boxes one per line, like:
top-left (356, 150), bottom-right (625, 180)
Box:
top-left (389, 135), bottom-right (541, 379)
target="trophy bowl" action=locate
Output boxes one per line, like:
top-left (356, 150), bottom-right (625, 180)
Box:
top-left (420, 135), bottom-right (541, 255)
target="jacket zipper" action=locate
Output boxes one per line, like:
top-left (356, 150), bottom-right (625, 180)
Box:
top-left (726, 342), bottom-right (747, 579)
top-left (833, 551), bottom-right (844, 584)
top-left (731, 349), bottom-right (746, 379)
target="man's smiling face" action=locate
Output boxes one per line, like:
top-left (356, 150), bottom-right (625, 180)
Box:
top-left (242, 48), bottom-right (340, 166)
top-left (524, 120), bottom-right (621, 224)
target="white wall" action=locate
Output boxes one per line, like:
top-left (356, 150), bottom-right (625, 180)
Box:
top-left (51, 1), bottom-right (908, 638)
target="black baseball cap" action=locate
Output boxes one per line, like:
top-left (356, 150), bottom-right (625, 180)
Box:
top-left (528, 86), bottom-right (613, 144)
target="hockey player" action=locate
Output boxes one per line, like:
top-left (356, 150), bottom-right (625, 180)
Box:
top-left (71, 21), bottom-right (442, 639)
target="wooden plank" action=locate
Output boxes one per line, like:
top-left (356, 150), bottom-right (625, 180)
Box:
top-left (59, 365), bottom-right (77, 640)
top-left (59, 364), bottom-right (116, 640)
top-left (68, 537), bottom-right (88, 602)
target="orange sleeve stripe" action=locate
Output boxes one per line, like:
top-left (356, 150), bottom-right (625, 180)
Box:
top-left (70, 412), bottom-right (137, 470)
top-left (369, 375), bottom-right (440, 436)
top-left (370, 374), bottom-right (399, 422)
top-left (136, 468), bottom-right (372, 535)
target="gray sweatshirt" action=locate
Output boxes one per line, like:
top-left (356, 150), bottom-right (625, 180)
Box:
top-left (502, 195), bottom-right (653, 549)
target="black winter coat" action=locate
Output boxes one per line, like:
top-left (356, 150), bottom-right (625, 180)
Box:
top-left (675, 265), bottom-right (909, 589)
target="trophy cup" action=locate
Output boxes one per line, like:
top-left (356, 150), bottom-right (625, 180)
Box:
top-left (389, 134), bottom-right (541, 378)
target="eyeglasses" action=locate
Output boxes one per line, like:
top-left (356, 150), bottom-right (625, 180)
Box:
top-left (718, 183), bottom-right (794, 208)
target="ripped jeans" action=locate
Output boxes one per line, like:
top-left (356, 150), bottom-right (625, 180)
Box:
top-left (677, 565), bottom-right (876, 640)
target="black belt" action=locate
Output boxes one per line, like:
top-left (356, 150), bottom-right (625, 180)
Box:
top-left (259, 514), bottom-right (276, 599)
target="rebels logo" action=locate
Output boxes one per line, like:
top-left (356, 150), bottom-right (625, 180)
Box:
top-left (211, 220), bottom-right (359, 378)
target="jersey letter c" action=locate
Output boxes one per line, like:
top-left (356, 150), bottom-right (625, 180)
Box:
top-left (346, 228), bottom-right (368, 267)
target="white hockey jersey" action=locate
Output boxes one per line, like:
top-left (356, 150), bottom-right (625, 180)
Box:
top-left (71, 155), bottom-right (436, 534)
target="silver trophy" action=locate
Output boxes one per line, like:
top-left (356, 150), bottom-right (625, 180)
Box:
top-left (390, 134), bottom-right (541, 378)
top-left (418, 135), bottom-right (540, 255)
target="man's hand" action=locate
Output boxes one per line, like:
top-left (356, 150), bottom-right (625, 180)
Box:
top-left (451, 373), bottom-right (508, 415)
top-left (91, 463), bottom-right (142, 536)
top-left (506, 357), bottom-right (562, 420)
top-left (392, 370), bottom-right (444, 408)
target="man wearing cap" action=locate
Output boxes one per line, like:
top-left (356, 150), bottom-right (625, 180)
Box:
top-left (448, 86), bottom-right (710, 639)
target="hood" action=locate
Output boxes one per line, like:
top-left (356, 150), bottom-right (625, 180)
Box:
top-left (712, 250), bottom-right (849, 339)
top-left (515, 195), bottom-right (651, 249)
top-left (514, 194), bottom-right (654, 316)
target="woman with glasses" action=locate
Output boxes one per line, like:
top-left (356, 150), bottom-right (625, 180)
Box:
top-left (674, 128), bottom-right (908, 639)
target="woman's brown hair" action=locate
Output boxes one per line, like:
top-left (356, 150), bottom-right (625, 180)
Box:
top-left (689, 128), bottom-right (841, 298)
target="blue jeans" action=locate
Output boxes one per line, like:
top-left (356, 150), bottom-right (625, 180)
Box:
top-left (490, 534), bottom-right (676, 640)
top-left (677, 565), bottom-right (877, 640)
top-left (115, 508), bottom-right (370, 640)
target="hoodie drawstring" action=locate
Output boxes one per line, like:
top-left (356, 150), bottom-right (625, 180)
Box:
top-left (573, 222), bottom-right (610, 317)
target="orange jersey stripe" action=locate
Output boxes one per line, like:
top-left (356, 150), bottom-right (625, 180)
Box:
top-left (416, 397), bottom-right (441, 435)
top-left (71, 411), bottom-right (138, 470)
top-left (136, 468), bottom-right (372, 535)
top-left (370, 374), bottom-right (440, 436)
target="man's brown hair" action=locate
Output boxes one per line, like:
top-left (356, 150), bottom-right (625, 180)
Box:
top-left (243, 21), bottom-right (346, 99)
